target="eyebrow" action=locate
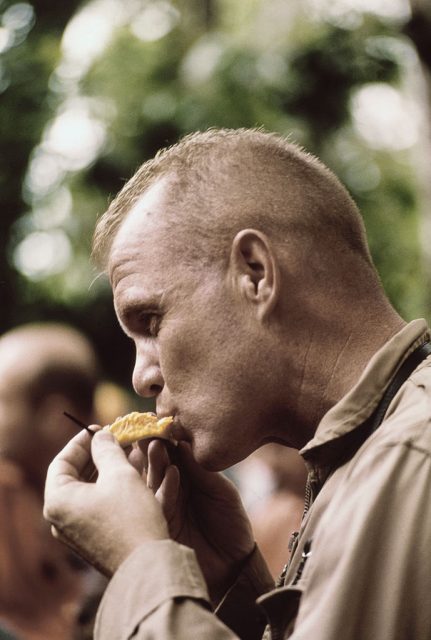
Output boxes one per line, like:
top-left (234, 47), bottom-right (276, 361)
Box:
top-left (116, 295), bottom-right (163, 329)
top-left (109, 249), bottom-right (143, 289)
top-left (123, 300), bottom-right (160, 317)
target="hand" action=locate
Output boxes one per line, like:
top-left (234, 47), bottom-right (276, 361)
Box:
top-left (143, 440), bottom-right (256, 605)
top-left (44, 428), bottom-right (169, 576)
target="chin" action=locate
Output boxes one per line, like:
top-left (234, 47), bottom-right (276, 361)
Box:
top-left (192, 447), bottom-right (223, 471)
top-left (191, 439), bottom-right (242, 472)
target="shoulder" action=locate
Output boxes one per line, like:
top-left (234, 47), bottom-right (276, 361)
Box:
top-left (374, 358), bottom-right (431, 457)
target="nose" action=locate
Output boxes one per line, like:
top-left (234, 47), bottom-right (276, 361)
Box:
top-left (132, 342), bottom-right (164, 398)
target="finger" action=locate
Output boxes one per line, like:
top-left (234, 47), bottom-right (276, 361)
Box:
top-left (50, 523), bottom-right (78, 552)
top-left (45, 429), bottom-right (94, 498)
top-left (155, 464), bottom-right (180, 522)
top-left (79, 424), bottom-right (104, 480)
top-left (80, 426), bottom-right (101, 479)
top-left (88, 424), bottom-right (104, 434)
top-left (44, 472), bottom-right (96, 534)
top-left (81, 459), bottom-right (97, 483)
top-left (91, 430), bottom-right (129, 479)
top-left (138, 439), bottom-right (150, 456)
top-left (177, 442), bottom-right (224, 490)
top-left (128, 446), bottom-right (146, 475)
top-left (147, 440), bottom-right (170, 493)
top-left (156, 464), bottom-right (181, 504)
top-left (176, 441), bottom-right (203, 474)
top-left (138, 438), bottom-right (175, 469)
top-left (137, 439), bottom-right (150, 473)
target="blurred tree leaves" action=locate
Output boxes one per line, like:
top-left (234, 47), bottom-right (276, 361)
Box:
top-left (0, 0), bottom-right (82, 321)
top-left (1, 0), bottom-right (430, 386)
top-left (279, 20), bottom-right (401, 144)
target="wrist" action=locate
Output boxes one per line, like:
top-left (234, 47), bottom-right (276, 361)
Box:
top-left (101, 523), bottom-right (170, 575)
top-left (209, 543), bottom-right (258, 607)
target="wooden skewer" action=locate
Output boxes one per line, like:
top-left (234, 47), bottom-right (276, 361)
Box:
top-left (63, 411), bottom-right (95, 436)
top-left (63, 412), bottom-right (98, 483)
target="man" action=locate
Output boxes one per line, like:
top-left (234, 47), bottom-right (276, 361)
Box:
top-left (0, 323), bottom-right (99, 640)
top-left (44, 129), bottom-right (431, 639)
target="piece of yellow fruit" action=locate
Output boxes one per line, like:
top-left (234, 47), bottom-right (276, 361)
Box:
top-left (105, 412), bottom-right (173, 446)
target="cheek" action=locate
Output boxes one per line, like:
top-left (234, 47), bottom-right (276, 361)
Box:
top-left (159, 303), bottom-right (246, 398)
top-left (1, 401), bottom-right (30, 433)
top-left (159, 325), bottom-right (202, 390)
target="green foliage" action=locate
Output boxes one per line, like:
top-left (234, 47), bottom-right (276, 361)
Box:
top-left (0, 0), bottom-right (82, 326)
top-left (279, 22), bottom-right (401, 143)
top-left (1, 0), bottom-right (430, 385)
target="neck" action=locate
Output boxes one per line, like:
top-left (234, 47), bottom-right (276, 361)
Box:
top-left (283, 302), bottom-right (405, 448)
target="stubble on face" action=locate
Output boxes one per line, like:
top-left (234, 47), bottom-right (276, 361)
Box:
top-left (108, 177), bottom-right (286, 470)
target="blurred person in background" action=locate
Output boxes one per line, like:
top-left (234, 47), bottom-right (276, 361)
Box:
top-left (234, 445), bottom-right (307, 580)
top-left (0, 323), bottom-right (99, 640)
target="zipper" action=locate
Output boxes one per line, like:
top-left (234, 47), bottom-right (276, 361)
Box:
top-left (303, 477), bottom-right (312, 518)
top-left (292, 539), bottom-right (313, 586)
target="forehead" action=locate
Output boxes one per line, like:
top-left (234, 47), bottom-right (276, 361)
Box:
top-left (110, 177), bottom-right (172, 278)
top-left (109, 176), bottom-right (190, 309)
top-left (0, 341), bottom-right (34, 399)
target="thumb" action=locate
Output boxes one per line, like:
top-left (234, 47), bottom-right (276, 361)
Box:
top-left (91, 429), bottom-right (127, 477)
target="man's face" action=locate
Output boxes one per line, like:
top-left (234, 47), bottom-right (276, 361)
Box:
top-left (0, 363), bottom-right (33, 446)
top-left (109, 179), bottom-right (274, 470)
top-left (0, 349), bottom-right (83, 476)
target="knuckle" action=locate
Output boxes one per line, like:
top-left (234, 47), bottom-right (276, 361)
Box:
top-left (43, 498), bottom-right (63, 525)
top-left (50, 524), bottom-right (61, 540)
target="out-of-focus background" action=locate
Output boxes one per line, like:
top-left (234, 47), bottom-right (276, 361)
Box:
top-left (0, 3), bottom-right (430, 617)
top-left (1, 0), bottom-right (430, 393)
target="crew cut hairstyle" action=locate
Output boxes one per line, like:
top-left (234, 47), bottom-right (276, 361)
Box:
top-left (92, 127), bottom-right (373, 270)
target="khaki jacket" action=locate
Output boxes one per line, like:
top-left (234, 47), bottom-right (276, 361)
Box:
top-left (95, 319), bottom-right (431, 639)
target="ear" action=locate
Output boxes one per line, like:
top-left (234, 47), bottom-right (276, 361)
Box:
top-left (229, 229), bottom-right (280, 320)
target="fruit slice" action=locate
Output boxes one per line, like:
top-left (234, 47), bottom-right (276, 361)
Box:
top-left (105, 412), bottom-right (173, 446)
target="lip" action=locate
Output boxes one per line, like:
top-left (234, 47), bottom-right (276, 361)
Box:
top-left (156, 411), bottom-right (176, 423)
top-left (159, 413), bottom-right (188, 443)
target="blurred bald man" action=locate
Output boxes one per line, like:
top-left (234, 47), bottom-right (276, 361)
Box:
top-left (0, 323), bottom-right (99, 640)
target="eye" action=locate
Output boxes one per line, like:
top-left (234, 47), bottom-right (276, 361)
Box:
top-left (138, 312), bottom-right (161, 338)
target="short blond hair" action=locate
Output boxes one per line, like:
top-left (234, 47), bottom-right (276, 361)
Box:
top-left (92, 127), bottom-right (372, 270)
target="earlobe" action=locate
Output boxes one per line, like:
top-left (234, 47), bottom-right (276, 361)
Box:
top-left (230, 229), bottom-right (280, 320)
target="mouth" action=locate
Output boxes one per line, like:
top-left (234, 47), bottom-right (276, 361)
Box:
top-left (159, 413), bottom-right (189, 444)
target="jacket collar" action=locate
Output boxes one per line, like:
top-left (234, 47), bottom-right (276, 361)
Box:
top-left (300, 319), bottom-right (430, 476)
